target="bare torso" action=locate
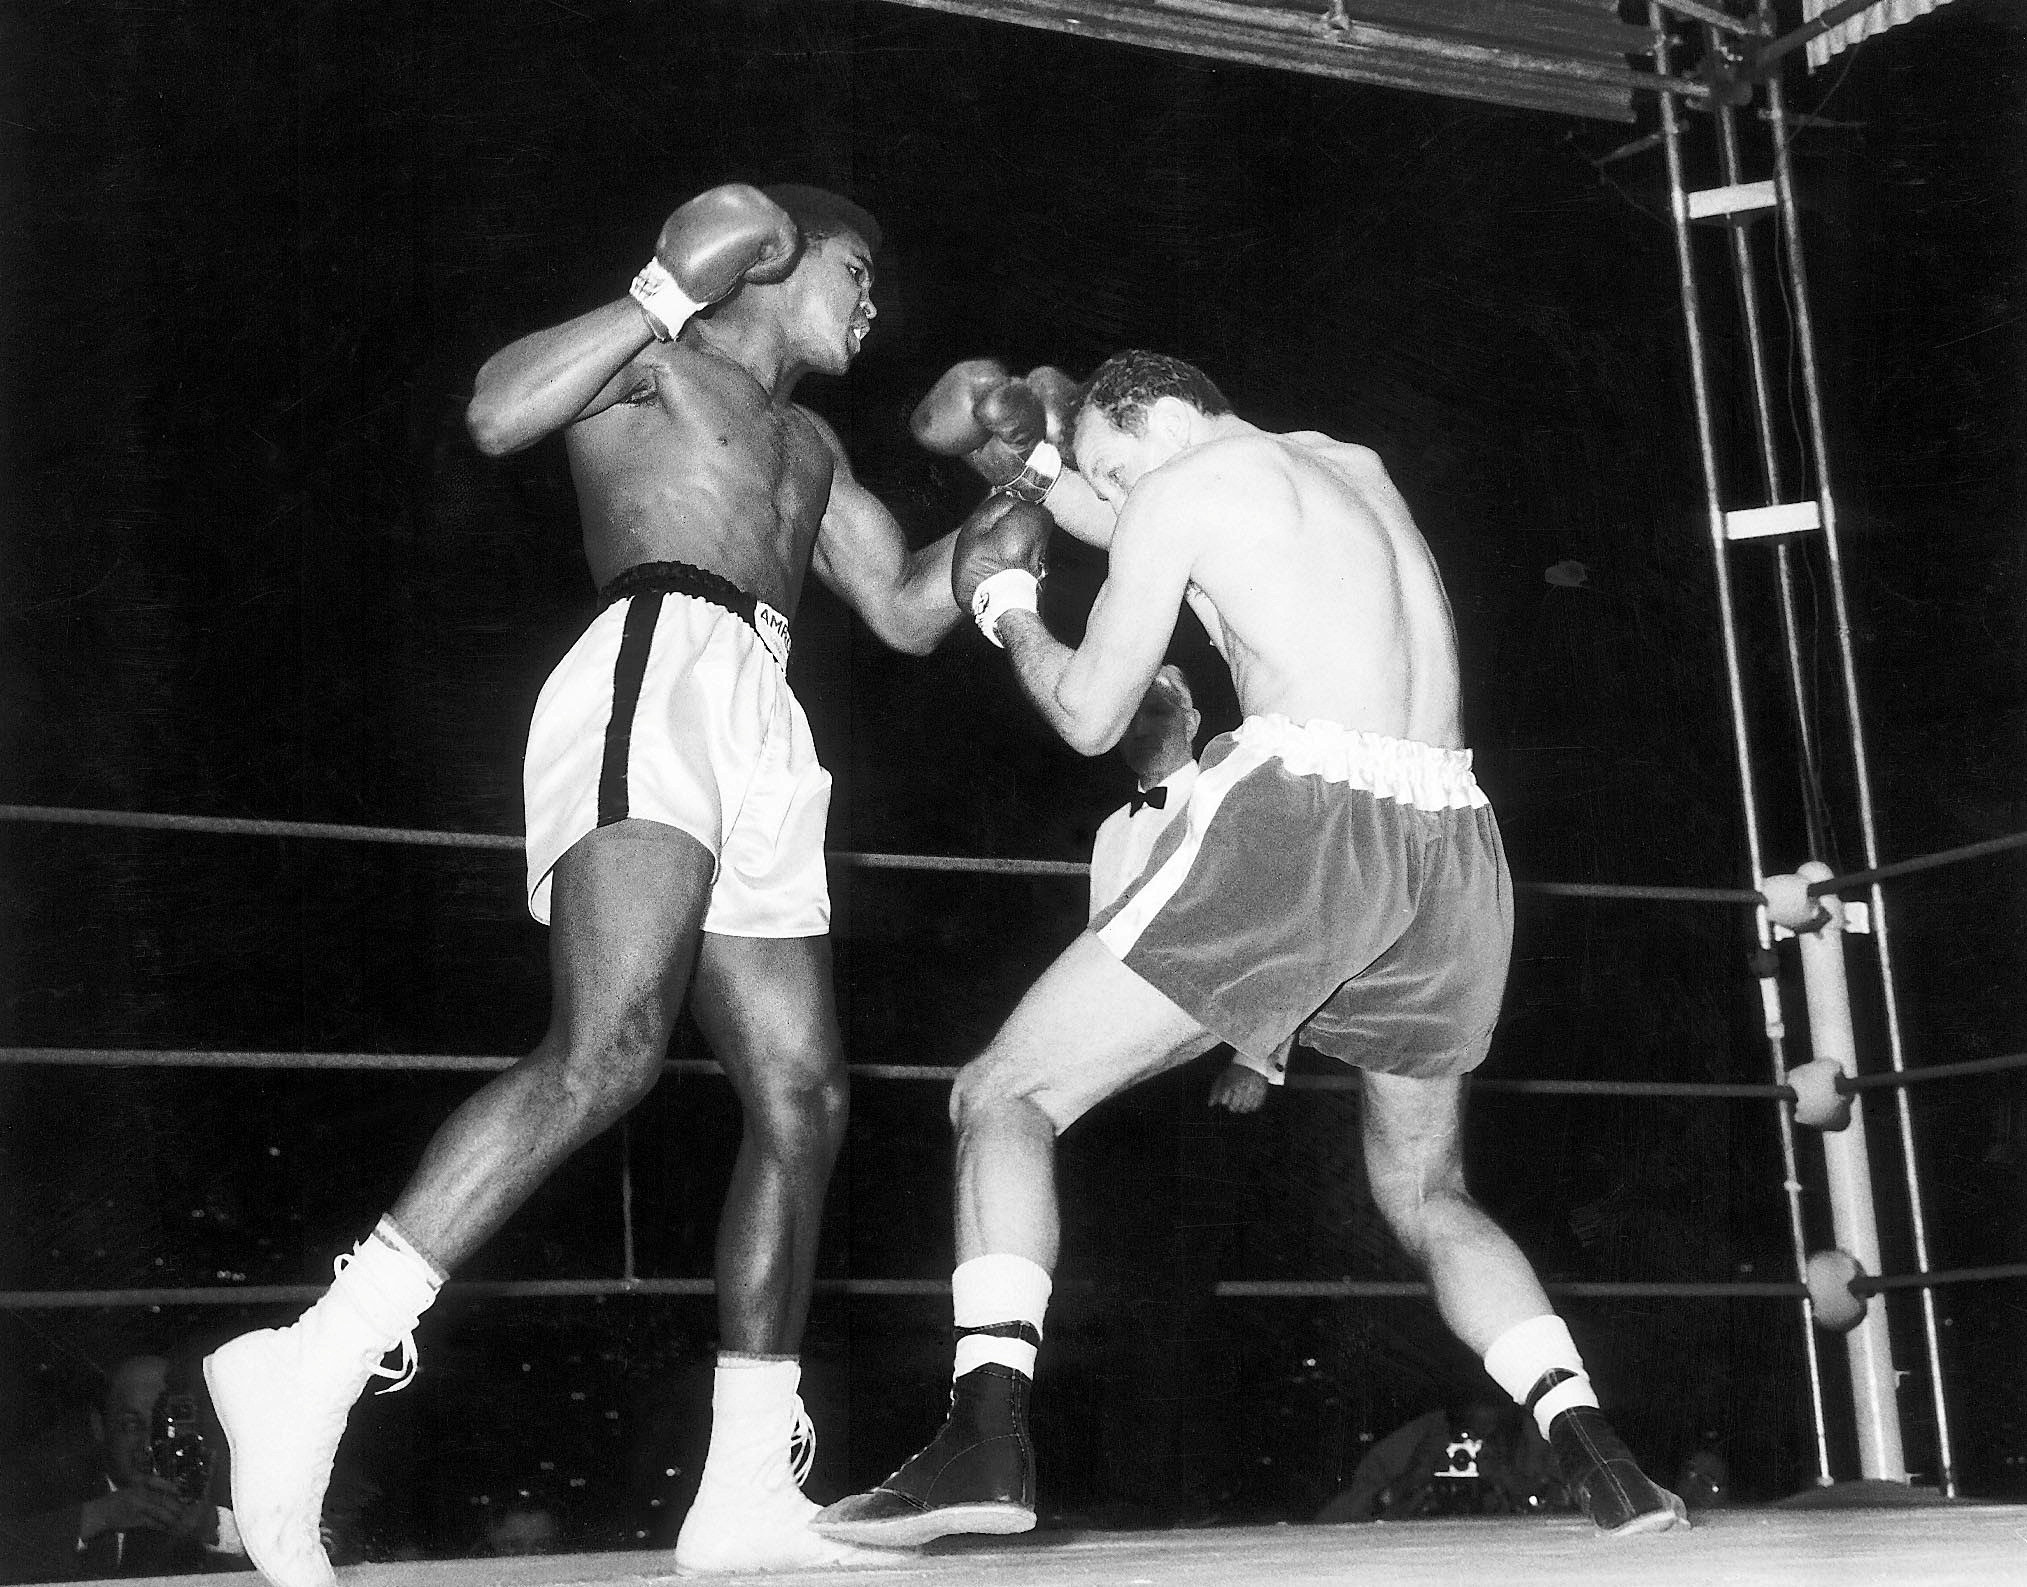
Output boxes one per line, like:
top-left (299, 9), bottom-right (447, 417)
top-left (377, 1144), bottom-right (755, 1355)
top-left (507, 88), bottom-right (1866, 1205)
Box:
top-left (565, 340), bottom-right (834, 608)
top-left (1172, 431), bottom-right (1464, 748)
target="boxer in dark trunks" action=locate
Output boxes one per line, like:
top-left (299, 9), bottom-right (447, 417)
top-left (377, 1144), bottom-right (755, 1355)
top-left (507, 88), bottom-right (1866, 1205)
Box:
top-left (819, 350), bottom-right (1688, 1548)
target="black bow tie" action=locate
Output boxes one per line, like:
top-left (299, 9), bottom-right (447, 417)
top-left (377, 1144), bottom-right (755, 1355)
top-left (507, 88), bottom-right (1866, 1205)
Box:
top-left (1129, 785), bottom-right (1168, 814)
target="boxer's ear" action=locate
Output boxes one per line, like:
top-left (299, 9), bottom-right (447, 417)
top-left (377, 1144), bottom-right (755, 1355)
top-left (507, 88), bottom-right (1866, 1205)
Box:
top-left (1147, 395), bottom-right (1196, 449)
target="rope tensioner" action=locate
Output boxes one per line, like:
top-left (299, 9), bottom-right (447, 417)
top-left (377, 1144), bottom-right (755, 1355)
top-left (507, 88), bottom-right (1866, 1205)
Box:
top-left (1786, 1057), bottom-right (1851, 1130)
top-left (1764, 862), bottom-right (1857, 1131)
top-left (1805, 1249), bottom-right (1869, 1333)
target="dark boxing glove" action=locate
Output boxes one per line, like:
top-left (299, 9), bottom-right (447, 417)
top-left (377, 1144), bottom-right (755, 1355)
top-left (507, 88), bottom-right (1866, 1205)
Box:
top-left (912, 359), bottom-right (1077, 505)
top-left (631, 184), bottom-right (802, 341)
top-left (952, 497), bottom-right (1053, 647)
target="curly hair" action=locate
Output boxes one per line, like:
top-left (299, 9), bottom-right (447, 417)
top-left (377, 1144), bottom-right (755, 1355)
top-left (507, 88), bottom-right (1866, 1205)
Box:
top-left (1078, 350), bottom-right (1231, 436)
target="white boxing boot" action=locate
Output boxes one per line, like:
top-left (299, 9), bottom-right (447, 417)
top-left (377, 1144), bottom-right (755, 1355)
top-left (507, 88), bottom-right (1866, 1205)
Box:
top-left (674, 1356), bottom-right (915, 1573)
top-left (204, 1220), bottom-right (440, 1587)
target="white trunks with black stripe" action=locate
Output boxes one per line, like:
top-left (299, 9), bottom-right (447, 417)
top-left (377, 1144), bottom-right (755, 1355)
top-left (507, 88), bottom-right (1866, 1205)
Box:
top-left (522, 561), bottom-right (830, 935)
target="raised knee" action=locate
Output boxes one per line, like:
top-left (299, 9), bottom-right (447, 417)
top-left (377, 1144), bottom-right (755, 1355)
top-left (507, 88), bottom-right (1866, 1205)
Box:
top-left (949, 1055), bottom-right (1052, 1135)
top-left (949, 1058), bottom-right (994, 1131)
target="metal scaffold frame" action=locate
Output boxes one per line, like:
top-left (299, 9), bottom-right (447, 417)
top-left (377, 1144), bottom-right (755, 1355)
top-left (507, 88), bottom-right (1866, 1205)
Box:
top-left (1644, 0), bottom-right (1954, 1495)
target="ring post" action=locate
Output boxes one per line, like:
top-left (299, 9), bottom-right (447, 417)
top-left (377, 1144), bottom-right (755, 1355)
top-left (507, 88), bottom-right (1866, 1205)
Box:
top-left (1787, 861), bottom-right (1908, 1481)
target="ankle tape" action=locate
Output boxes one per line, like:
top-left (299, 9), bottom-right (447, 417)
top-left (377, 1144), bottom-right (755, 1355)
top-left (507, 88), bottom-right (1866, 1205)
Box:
top-left (955, 1321), bottom-right (1043, 1348)
top-left (1525, 1368), bottom-right (1579, 1417)
top-left (1526, 1368), bottom-right (1599, 1434)
top-left (953, 1319), bottom-right (1041, 1379)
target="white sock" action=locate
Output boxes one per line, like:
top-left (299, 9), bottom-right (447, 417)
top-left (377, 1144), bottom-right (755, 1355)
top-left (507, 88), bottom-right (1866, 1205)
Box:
top-left (1482, 1313), bottom-right (1600, 1438)
top-left (951, 1254), bottom-right (1052, 1380)
top-left (709, 1352), bottom-right (798, 1411)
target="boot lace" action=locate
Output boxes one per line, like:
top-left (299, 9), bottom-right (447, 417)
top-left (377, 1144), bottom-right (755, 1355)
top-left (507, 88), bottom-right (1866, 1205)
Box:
top-left (330, 1251), bottom-right (421, 1396)
top-left (789, 1396), bottom-right (817, 1488)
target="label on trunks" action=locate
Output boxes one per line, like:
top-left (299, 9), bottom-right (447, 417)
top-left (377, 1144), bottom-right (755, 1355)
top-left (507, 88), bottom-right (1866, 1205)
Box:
top-left (753, 600), bottom-right (791, 668)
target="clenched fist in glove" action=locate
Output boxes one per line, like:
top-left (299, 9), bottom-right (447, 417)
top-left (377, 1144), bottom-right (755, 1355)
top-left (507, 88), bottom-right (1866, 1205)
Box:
top-left (912, 359), bottom-right (1078, 504)
top-left (630, 184), bottom-right (803, 341)
top-left (952, 496), bottom-right (1054, 647)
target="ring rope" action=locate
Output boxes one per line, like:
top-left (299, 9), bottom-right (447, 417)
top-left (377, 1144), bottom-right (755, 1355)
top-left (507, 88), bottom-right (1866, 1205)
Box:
top-left (1216, 1279), bottom-right (1806, 1299)
top-left (14, 801), bottom-right (2020, 902)
top-left (1837, 1051), bottom-right (2027, 1092)
top-left (1519, 880), bottom-right (1760, 904)
top-left (9, 804), bottom-right (2024, 1328)
top-left (0, 1049), bottom-right (938, 1085)
top-left (0, 1278), bottom-right (953, 1310)
top-left (5, 1046), bottom-right (2023, 1099)
top-left (10, 1261), bottom-right (2025, 1313)
top-left (1805, 827), bottom-right (2027, 897)
top-left (0, 1047), bottom-right (1819, 1099)
top-left (0, 803), bottom-right (520, 852)
top-left (1219, 1265), bottom-right (2027, 1300)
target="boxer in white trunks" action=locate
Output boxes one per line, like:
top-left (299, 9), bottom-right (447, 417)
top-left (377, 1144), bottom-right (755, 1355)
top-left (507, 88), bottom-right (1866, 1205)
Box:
top-left (818, 350), bottom-right (1688, 1548)
top-left (201, 183), bottom-right (1009, 1582)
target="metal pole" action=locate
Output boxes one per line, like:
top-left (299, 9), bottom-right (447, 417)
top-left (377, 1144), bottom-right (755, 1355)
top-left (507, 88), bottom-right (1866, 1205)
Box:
top-left (1709, 54), bottom-right (1829, 859)
top-left (1650, 21), bottom-right (1772, 887)
top-left (1793, 865), bottom-right (1908, 1480)
top-left (1650, 7), bottom-right (1833, 1486)
top-left (1758, 988), bottom-right (1835, 1486)
top-left (1761, 21), bottom-right (1956, 1495)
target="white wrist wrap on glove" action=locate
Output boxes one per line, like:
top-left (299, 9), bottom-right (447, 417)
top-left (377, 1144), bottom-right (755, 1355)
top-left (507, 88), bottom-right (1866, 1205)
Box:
top-left (996, 440), bottom-right (1062, 504)
top-left (629, 258), bottom-right (709, 341)
top-left (971, 568), bottom-right (1040, 648)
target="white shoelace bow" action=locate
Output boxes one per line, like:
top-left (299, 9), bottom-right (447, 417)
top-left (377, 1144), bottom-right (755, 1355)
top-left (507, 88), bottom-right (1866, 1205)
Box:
top-left (789, 1396), bottom-right (817, 1488)
top-left (330, 1251), bottom-right (420, 1395)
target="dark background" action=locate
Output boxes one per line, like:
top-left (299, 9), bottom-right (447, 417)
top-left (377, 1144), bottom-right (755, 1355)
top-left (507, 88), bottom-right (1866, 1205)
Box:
top-left (1, 0), bottom-right (2022, 1557)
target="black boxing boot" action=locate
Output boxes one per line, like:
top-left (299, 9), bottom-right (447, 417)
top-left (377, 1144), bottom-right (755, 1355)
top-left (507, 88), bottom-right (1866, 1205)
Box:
top-left (814, 1364), bottom-right (1035, 1546)
top-left (1548, 1405), bottom-right (1690, 1536)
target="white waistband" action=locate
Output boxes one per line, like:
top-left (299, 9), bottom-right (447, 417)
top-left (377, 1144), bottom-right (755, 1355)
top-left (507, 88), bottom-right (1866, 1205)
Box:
top-left (1231, 715), bottom-right (1488, 811)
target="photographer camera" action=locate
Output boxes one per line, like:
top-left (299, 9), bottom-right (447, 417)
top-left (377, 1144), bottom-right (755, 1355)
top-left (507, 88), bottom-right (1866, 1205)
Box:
top-left (0, 1354), bottom-right (246, 1582)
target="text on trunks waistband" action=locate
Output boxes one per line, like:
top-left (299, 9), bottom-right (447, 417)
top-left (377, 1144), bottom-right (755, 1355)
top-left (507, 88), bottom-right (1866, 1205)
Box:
top-left (597, 560), bottom-right (791, 667)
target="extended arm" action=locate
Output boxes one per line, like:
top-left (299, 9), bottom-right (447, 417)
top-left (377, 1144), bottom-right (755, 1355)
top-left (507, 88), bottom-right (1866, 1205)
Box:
top-left (809, 416), bottom-right (964, 656)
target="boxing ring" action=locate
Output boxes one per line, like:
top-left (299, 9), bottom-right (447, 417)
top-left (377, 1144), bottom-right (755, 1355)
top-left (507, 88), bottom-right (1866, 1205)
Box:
top-left (4, 803), bottom-right (2026, 1526)
top-left (5, 1), bottom-right (2025, 1583)
top-left (3, 804), bottom-right (2026, 1584)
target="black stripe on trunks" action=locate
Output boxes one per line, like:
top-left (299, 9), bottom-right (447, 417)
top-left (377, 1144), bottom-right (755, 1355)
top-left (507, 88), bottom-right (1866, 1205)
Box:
top-left (596, 593), bottom-right (660, 829)
top-left (593, 561), bottom-right (779, 830)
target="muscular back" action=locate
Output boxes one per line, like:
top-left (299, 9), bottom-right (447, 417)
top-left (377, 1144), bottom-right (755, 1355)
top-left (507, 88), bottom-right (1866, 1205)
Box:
top-left (1166, 433), bottom-right (1464, 748)
top-left (565, 342), bottom-right (835, 607)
